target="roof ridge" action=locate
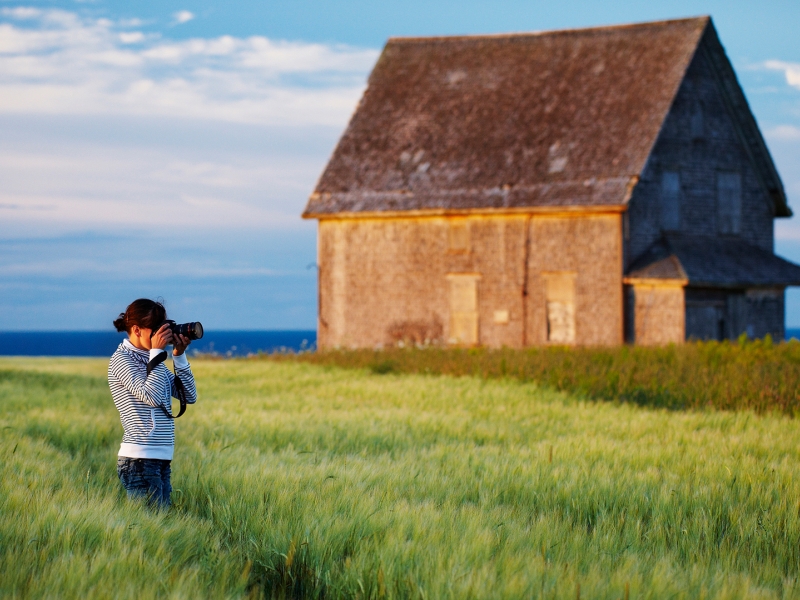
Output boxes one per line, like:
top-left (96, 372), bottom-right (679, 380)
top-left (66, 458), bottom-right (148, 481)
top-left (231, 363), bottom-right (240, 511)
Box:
top-left (387, 16), bottom-right (710, 44)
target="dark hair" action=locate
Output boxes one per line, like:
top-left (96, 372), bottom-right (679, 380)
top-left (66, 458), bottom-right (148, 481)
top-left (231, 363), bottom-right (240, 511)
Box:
top-left (113, 299), bottom-right (167, 333)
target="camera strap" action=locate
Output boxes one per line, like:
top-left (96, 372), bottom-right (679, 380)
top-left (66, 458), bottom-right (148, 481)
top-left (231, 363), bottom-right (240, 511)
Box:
top-left (146, 352), bottom-right (187, 419)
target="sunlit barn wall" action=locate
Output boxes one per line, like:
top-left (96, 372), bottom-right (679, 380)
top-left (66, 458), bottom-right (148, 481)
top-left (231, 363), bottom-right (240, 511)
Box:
top-left (316, 213), bottom-right (623, 349)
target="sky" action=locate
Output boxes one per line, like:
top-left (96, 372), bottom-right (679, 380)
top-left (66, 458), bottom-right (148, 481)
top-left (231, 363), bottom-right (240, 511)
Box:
top-left (1, 0), bottom-right (800, 331)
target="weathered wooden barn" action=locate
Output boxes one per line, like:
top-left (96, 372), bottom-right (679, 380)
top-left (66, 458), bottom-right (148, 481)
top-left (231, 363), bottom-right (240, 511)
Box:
top-left (303, 16), bottom-right (800, 348)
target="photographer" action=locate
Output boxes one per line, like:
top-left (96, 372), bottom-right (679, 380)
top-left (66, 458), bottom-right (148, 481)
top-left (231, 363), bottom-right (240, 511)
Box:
top-left (108, 298), bottom-right (197, 509)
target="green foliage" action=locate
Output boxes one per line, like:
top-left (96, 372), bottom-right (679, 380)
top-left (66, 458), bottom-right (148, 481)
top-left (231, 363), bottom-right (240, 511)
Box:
top-left (281, 339), bottom-right (800, 414)
top-left (369, 360), bottom-right (396, 375)
top-left (3, 357), bottom-right (800, 598)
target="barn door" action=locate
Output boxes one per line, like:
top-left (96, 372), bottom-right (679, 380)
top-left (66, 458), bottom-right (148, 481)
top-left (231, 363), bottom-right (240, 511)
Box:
top-left (447, 274), bottom-right (480, 345)
top-left (543, 272), bottom-right (576, 344)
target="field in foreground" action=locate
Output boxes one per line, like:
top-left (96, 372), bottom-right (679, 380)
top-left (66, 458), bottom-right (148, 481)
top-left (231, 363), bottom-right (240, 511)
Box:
top-left (2, 358), bottom-right (800, 599)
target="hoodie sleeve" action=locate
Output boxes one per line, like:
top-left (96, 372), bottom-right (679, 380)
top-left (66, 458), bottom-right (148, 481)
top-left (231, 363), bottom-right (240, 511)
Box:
top-left (170, 353), bottom-right (198, 405)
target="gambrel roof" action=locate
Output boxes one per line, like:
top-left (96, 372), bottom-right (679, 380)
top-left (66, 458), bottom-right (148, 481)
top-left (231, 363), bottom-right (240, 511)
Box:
top-left (304, 17), bottom-right (788, 218)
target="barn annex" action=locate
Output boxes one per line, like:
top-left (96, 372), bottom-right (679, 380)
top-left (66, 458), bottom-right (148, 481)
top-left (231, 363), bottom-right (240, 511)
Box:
top-left (303, 17), bottom-right (800, 348)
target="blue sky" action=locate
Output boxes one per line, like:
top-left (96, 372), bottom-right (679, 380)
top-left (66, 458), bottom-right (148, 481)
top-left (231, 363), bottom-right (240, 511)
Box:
top-left (1, 0), bottom-right (800, 330)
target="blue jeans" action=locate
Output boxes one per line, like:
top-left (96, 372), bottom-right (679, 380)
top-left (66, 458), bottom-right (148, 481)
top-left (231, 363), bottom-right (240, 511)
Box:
top-left (117, 457), bottom-right (172, 509)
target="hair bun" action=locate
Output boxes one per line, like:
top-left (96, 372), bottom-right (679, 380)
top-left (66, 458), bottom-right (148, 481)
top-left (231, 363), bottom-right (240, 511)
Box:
top-left (113, 313), bottom-right (127, 333)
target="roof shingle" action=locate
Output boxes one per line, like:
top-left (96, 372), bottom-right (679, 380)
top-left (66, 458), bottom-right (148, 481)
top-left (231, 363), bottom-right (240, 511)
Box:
top-left (625, 235), bottom-right (800, 287)
top-left (305, 17), bottom-right (710, 216)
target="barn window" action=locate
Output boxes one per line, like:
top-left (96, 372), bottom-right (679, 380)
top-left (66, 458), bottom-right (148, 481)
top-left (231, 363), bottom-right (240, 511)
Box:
top-left (448, 219), bottom-right (470, 253)
top-left (543, 272), bottom-right (576, 344)
top-left (447, 274), bottom-right (480, 345)
top-left (717, 172), bottom-right (742, 234)
top-left (660, 171), bottom-right (681, 231)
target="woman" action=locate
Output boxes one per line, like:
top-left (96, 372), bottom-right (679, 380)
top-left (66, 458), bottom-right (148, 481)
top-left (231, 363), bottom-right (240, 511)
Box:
top-left (108, 298), bottom-right (197, 508)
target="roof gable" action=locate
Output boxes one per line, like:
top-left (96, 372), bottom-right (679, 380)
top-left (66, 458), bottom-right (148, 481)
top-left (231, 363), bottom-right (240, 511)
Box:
top-left (696, 26), bottom-right (790, 217)
top-left (304, 17), bottom-right (738, 217)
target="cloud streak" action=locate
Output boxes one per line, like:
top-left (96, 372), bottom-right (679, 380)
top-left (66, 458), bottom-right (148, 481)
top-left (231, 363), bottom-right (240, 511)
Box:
top-left (764, 60), bottom-right (800, 90)
top-left (0, 139), bottom-right (325, 232)
top-left (173, 10), bottom-right (194, 25)
top-left (767, 124), bottom-right (800, 141)
top-left (0, 7), bottom-right (377, 126)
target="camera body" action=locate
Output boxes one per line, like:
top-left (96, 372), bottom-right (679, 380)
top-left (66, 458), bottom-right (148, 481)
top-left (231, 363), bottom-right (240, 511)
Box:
top-left (152, 320), bottom-right (204, 341)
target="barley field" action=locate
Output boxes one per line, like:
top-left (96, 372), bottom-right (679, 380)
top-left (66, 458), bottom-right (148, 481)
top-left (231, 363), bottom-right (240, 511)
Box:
top-left (2, 356), bottom-right (800, 599)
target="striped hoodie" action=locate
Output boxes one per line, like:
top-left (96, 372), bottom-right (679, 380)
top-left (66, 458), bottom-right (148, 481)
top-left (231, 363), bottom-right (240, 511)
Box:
top-left (108, 339), bottom-right (197, 460)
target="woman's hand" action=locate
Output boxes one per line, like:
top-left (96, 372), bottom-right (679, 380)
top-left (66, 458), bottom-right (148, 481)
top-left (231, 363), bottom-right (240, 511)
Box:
top-left (173, 333), bottom-right (190, 356)
top-left (151, 323), bottom-right (174, 350)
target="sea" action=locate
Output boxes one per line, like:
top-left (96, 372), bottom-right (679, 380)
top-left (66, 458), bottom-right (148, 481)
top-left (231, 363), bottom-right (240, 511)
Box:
top-left (0, 330), bottom-right (316, 357)
top-left (1, 329), bottom-right (798, 357)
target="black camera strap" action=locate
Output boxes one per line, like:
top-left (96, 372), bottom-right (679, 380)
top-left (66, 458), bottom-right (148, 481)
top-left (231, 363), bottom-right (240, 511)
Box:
top-left (146, 351), bottom-right (187, 419)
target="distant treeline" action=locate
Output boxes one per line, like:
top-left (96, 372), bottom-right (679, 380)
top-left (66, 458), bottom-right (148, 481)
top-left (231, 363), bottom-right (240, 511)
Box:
top-left (273, 337), bottom-right (800, 414)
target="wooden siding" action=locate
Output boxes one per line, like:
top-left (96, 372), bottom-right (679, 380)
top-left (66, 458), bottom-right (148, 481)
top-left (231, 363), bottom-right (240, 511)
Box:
top-left (317, 214), bottom-right (623, 349)
top-left (626, 283), bottom-right (685, 345)
top-left (745, 288), bottom-right (785, 340)
top-left (626, 36), bottom-right (775, 269)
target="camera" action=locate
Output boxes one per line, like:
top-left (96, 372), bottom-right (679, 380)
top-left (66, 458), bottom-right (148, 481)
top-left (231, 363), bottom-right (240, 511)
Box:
top-left (152, 320), bottom-right (205, 341)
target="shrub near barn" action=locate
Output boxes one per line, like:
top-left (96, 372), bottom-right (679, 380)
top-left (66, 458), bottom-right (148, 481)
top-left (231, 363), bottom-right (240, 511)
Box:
top-left (285, 337), bottom-right (800, 414)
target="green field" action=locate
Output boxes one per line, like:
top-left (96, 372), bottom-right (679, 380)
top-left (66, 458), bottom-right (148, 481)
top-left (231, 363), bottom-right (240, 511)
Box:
top-left (3, 356), bottom-right (800, 599)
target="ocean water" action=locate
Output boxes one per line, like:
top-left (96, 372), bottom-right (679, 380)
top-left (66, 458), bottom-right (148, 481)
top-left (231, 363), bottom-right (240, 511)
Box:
top-left (1, 329), bottom-right (797, 357)
top-left (0, 330), bottom-right (316, 357)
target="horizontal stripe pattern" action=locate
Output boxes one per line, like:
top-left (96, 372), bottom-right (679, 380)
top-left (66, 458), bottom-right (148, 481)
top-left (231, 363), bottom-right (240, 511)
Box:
top-left (108, 341), bottom-right (197, 457)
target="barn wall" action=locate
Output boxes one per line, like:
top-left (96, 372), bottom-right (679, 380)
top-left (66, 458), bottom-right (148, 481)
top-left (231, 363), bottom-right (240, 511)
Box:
top-left (626, 38), bottom-right (775, 268)
top-left (627, 284), bottom-right (685, 345)
top-left (684, 287), bottom-right (748, 341)
top-left (745, 288), bottom-right (785, 340)
top-left (316, 213), bottom-right (623, 349)
top-left (317, 217), bottom-right (449, 349)
top-left (525, 214), bottom-right (624, 346)
top-left (649, 286), bottom-right (785, 342)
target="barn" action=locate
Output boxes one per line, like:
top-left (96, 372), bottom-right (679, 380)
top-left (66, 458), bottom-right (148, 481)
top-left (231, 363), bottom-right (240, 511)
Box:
top-left (303, 16), bottom-right (800, 348)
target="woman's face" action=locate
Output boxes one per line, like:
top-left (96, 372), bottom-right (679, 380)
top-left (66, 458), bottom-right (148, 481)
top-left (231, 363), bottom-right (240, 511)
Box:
top-left (128, 325), bottom-right (155, 350)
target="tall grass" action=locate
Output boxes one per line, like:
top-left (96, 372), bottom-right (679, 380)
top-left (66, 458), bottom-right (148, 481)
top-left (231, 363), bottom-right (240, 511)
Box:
top-left (3, 357), bottom-right (800, 598)
top-left (279, 337), bottom-right (800, 414)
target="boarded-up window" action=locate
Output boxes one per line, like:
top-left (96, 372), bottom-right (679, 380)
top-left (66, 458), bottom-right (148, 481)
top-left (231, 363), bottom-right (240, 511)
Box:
top-left (448, 220), bottom-right (470, 253)
top-left (543, 272), bottom-right (575, 344)
top-left (660, 171), bottom-right (680, 231)
top-left (493, 310), bottom-right (509, 324)
top-left (447, 274), bottom-right (479, 345)
top-left (717, 172), bottom-right (742, 234)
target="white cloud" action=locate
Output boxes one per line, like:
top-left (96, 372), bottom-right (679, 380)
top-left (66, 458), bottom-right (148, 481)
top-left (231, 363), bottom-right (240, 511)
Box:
top-left (766, 125), bottom-right (800, 140)
top-left (0, 7), bottom-right (348, 329)
top-left (173, 10), bottom-right (194, 25)
top-left (764, 60), bottom-right (800, 90)
top-left (0, 144), bottom-right (318, 230)
top-left (0, 7), bottom-right (378, 126)
top-left (119, 31), bottom-right (144, 44)
top-left (1, 7), bottom-right (42, 19)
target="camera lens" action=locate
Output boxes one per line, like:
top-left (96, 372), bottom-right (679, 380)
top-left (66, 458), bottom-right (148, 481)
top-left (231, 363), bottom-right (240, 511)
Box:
top-left (177, 321), bottom-right (203, 340)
